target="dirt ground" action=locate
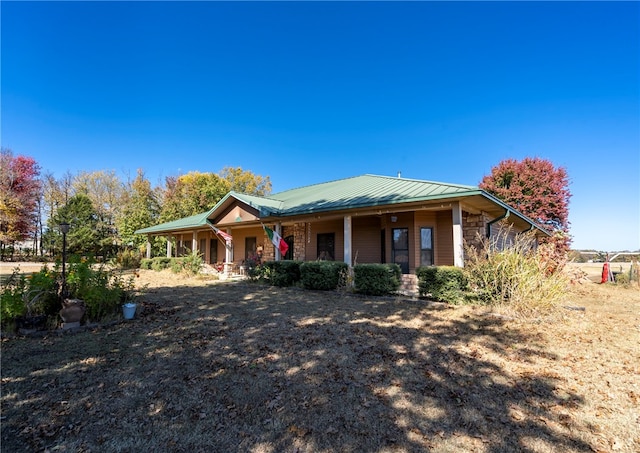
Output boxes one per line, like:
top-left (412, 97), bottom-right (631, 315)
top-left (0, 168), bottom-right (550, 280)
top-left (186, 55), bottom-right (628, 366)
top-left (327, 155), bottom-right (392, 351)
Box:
top-left (1, 267), bottom-right (639, 452)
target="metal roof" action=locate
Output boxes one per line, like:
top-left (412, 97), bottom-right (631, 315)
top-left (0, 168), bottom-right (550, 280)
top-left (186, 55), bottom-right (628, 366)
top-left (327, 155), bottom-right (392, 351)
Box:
top-left (135, 174), bottom-right (546, 235)
top-left (266, 174), bottom-right (480, 216)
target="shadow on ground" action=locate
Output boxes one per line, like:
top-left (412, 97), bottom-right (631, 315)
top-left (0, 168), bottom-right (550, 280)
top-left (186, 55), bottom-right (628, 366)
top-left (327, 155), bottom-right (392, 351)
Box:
top-left (1, 281), bottom-right (592, 452)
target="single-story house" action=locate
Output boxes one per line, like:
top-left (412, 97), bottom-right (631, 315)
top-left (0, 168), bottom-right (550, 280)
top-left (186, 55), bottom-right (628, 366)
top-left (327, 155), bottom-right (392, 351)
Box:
top-left (135, 174), bottom-right (547, 275)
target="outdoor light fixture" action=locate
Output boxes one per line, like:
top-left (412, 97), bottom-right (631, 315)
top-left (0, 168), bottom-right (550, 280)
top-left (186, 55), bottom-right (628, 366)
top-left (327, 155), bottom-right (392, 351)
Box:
top-left (59, 222), bottom-right (70, 299)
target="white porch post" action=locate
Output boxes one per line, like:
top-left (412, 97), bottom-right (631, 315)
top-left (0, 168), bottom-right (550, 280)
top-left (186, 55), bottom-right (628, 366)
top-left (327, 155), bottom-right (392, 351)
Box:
top-left (344, 215), bottom-right (352, 267)
top-left (166, 236), bottom-right (172, 258)
top-left (192, 231), bottom-right (197, 255)
top-left (146, 238), bottom-right (151, 259)
top-left (275, 223), bottom-right (282, 261)
top-left (224, 228), bottom-right (233, 274)
top-left (452, 201), bottom-right (464, 267)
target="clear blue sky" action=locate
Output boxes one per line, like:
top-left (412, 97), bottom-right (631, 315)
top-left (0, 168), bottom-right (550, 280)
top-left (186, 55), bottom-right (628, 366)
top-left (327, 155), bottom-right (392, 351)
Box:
top-left (2, 2), bottom-right (638, 251)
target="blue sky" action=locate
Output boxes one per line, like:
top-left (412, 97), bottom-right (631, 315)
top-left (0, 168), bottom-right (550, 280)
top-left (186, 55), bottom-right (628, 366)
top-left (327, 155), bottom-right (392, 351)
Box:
top-left (2, 2), bottom-right (638, 251)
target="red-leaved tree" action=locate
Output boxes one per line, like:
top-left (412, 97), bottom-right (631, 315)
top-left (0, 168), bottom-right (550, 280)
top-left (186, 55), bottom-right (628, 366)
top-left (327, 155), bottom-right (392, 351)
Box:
top-left (0, 148), bottom-right (42, 255)
top-left (479, 157), bottom-right (572, 268)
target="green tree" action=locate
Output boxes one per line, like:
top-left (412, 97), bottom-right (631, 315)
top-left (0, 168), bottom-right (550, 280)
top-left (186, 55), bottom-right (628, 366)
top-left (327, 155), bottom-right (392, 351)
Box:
top-left (118, 169), bottom-right (161, 250)
top-left (46, 193), bottom-right (100, 256)
top-left (73, 170), bottom-right (123, 254)
top-left (219, 166), bottom-right (272, 196)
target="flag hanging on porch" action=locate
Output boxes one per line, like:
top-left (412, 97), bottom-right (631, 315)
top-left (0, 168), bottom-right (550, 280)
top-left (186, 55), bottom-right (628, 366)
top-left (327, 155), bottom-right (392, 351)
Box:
top-left (263, 225), bottom-right (288, 256)
top-left (209, 224), bottom-right (232, 244)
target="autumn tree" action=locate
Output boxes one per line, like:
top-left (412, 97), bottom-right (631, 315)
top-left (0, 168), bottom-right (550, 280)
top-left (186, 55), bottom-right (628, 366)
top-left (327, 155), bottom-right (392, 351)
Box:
top-left (219, 166), bottom-right (272, 196)
top-left (159, 171), bottom-right (231, 222)
top-left (73, 170), bottom-right (124, 251)
top-left (0, 148), bottom-right (41, 258)
top-left (479, 157), bottom-right (572, 261)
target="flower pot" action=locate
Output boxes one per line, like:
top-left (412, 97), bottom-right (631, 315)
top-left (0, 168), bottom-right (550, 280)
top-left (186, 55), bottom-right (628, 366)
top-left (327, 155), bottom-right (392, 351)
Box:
top-left (60, 299), bottom-right (85, 323)
top-left (122, 302), bottom-right (137, 320)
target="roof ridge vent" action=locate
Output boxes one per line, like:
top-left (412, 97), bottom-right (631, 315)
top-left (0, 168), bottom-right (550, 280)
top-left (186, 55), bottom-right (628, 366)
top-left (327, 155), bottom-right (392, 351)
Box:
top-left (397, 171), bottom-right (402, 178)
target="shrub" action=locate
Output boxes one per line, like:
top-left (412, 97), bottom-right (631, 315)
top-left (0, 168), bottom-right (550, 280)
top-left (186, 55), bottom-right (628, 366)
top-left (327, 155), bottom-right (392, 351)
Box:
top-left (1, 268), bottom-right (27, 327)
top-left (150, 257), bottom-right (173, 271)
top-left (300, 261), bottom-right (348, 291)
top-left (354, 263), bottom-right (401, 296)
top-left (416, 266), bottom-right (468, 304)
top-left (140, 258), bottom-right (153, 270)
top-left (180, 252), bottom-right (203, 276)
top-left (464, 229), bottom-right (568, 316)
top-left (66, 259), bottom-right (120, 321)
top-left (263, 260), bottom-right (302, 287)
top-left (614, 272), bottom-right (630, 285)
top-left (112, 249), bottom-right (142, 270)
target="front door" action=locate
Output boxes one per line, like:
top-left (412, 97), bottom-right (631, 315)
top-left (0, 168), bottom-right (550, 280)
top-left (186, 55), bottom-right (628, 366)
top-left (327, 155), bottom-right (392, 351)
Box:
top-left (392, 227), bottom-right (409, 273)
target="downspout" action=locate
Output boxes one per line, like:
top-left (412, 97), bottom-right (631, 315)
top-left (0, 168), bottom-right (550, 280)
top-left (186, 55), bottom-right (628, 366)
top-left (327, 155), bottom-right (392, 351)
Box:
top-left (486, 209), bottom-right (510, 238)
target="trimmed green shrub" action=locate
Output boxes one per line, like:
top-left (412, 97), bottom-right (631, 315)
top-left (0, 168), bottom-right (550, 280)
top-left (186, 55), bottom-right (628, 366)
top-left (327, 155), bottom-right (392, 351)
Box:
top-left (300, 261), bottom-right (348, 291)
top-left (150, 257), bottom-right (173, 271)
top-left (353, 263), bottom-right (401, 296)
top-left (140, 258), bottom-right (153, 270)
top-left (263, 260), bottom-right (302, 287)
top-left (416, 266), bottom-right (468, 304)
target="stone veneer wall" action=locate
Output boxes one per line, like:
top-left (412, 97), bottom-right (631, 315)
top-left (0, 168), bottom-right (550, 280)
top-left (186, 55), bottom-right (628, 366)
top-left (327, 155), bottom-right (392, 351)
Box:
top-left (462, 212), bottom-right (491, 252)
top-left (291, 223), bottom-right (307, 261)
top-left (262, 224), bottom-right (307, 261)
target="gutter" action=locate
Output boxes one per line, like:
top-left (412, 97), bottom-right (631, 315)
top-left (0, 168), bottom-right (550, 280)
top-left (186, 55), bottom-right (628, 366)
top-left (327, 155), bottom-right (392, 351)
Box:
top-left (486, 209), bottom-right (510, 238)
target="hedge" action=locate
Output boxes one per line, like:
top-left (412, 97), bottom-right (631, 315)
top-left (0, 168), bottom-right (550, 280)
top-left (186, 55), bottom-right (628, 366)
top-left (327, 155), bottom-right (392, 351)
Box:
top-left (416, 265), bottom-right (468, 304)
top-left (300, 261), bottom-right (348, 291)
top-left (353, 263), bottom-right (401, 296)
top-left (262, 260), bottom-right (302, 287)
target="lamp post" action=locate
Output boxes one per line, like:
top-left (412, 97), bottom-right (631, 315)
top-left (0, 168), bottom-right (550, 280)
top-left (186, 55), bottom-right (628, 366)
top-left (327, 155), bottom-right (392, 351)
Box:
top-left (59, 222), bottom-right (70, 299)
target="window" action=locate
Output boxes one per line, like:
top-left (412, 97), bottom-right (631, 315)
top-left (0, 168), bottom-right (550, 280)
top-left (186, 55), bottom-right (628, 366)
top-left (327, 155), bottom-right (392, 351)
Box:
top-left (317, 233), bottom-right (335, 260)
top-left (284, 235), bottom-right (294, 260)
top-left (392, 228), bottom-right (409, 273)
top-left (420, 227), bottom-right (434, 266)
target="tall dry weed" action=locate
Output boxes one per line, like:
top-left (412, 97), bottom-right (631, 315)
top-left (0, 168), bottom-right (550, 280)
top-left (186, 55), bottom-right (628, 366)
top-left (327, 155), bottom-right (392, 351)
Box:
top-left (464, 228), bottom-right (568, 317)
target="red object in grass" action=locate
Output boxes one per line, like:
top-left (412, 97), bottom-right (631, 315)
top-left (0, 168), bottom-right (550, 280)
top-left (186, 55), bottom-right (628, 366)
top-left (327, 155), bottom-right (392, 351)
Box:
top-left (601, 262), bottom-right (610, 284)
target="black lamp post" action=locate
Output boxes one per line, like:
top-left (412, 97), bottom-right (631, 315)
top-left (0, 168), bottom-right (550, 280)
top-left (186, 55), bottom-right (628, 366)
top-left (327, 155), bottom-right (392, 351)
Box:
top-left (60, 222), bottom-right (70, 299)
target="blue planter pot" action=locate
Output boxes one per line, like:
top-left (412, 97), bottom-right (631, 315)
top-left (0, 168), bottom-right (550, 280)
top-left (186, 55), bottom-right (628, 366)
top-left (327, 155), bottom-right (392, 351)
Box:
top-left (122, 302), bottom-right (137, 320)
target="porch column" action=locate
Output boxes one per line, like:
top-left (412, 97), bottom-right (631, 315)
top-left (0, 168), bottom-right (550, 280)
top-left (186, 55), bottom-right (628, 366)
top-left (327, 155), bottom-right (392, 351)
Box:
top-left (344, 215), bottom-right (352, 267)
top-left (166, 236), bottom-right (172, 258)
top-left (146, 238), bottom-right (151, 259)
top-left (192, 231), bottom-right (197, 255)
top-left (224, 228), bottom-right (233, 274)
top-left (452, 201), bottom-right (464, 267)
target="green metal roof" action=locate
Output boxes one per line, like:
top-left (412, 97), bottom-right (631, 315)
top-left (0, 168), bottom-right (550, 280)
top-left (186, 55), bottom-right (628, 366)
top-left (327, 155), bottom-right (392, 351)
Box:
top-left (265, 174), bottom-right (480, 216)
top-left (135, 174), bottom-right (545, 235)
top-left (135, 211), bottom-right (213, 235)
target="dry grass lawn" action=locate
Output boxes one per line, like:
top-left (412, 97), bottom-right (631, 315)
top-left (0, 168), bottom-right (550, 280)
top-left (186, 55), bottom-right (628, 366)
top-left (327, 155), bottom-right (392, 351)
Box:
top-left (1, 268), bottom-right (639, 452)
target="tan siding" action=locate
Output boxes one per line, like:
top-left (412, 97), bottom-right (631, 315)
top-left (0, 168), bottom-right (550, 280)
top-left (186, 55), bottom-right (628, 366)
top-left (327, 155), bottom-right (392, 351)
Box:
top-left (305, 219), bottom-right (344, 261)
top-left (413, 211), bottom-right (437, 269)
top-left (215, 204), bottom-right (260, 224)
top-left (352, 217), bottom-right (382, 264)
top-left (227, 226), bottom-right (263, 263)
top-left (436, 210), bottom-right (454, 265)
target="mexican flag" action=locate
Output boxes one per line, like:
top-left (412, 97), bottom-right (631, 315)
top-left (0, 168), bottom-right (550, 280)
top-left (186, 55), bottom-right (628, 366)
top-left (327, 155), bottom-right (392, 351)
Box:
top-left (263, 225), bottom-right (289, 256)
